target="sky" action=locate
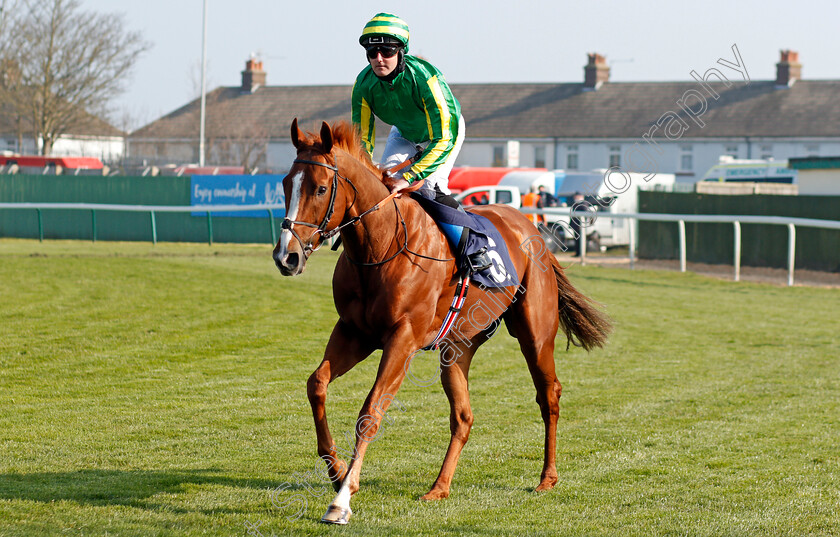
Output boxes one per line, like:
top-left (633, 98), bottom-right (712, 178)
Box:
top-left (79, 0), bottom-right (840, 131)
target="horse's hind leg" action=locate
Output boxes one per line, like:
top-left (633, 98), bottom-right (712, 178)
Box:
top-left (504, 292), bottom-right (561, 492)
top-left (521, 332), bottom-right (561, 491)
top-left (422, 339), bottom-right (479, 501)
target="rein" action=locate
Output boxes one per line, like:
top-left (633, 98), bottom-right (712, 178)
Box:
top-left (284, 155), bottom-right (452, 267)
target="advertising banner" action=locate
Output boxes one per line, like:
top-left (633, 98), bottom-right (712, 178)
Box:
top-left (190, 174), bottom-right (285, 217)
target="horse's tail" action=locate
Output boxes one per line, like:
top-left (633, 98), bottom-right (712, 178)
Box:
top-left (550, 255), bottom-right (612, 351)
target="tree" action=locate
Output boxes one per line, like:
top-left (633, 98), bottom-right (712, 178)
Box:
top-left (0, 0), bottom-right (18, 47)
top-left (0, 0), bottom-right (149, 155)
top-left (0, 1), bottom-right (29, 151)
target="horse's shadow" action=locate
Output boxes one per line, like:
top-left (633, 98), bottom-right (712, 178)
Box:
top-left (0, 468), bottom-right (276, 514)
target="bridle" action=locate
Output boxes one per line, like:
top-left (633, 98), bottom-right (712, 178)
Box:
top-left (282, 154), bottom-right (452, 266)
top-left (284, 155), bottom-right (410, 261)
top-left (280, 157), bottom-right (357, 258)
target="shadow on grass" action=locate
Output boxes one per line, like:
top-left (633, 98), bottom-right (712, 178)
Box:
top-left (0, 468), bottom-right (278, 513)
top-left (577, 271), bottom-right (714, 290)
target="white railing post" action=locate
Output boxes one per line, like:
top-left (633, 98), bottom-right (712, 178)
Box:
top-left (678, 219), bottom-right (686, 273)
top-left (787, 223), bottom-right (796, 286)
top-left (733, 221), bottom-right (741, 282)
top-left (580, 222), bottom-right (587, 266)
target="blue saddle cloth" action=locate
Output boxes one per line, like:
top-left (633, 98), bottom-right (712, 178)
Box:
top-left (411, 192), bottom-right (519, 289)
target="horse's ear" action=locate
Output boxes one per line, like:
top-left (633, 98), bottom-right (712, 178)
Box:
top-left (320, 122), bottom-right (333, 154)
top-left (291, 118), bottom-right (302, 149)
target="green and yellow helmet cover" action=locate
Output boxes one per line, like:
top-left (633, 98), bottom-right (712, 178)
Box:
top-left (359, 13), bottom-right (410, 52)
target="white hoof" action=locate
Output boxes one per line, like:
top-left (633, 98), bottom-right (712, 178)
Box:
top-left (321, 504), bottom-right (352, 525)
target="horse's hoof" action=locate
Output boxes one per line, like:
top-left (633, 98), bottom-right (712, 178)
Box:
top-left (535, 479), bottom-right (557, 492)
top-left (420, 490), bottom-right (449, 501)
top-left (321, 504), bottom-right (352, 525)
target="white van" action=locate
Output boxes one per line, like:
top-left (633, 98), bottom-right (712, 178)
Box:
top-left (453, 169), bottom-right (555, 210)
top-left (497, 170), bottom-right (557, 195)
top-left (455, 169), bottom-right (675, 251)
top-left (454, 185), bottom-right (520, 208)
top-left (547, 169), bottom-right (676, 249)
top-left (701, 157), bottom-right (797, 183)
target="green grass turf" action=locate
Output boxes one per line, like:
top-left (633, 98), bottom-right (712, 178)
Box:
top-left (0, 239), bottom-right (838, 536)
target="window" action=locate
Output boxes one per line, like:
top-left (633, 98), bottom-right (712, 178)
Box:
top-left (725, 145), bottom-right (738, 158)
top-left (566, 145), bottom-right (578, 170)
top-left (497, 190), bottom-right (513, 205)
top-left (463, 191), bottom-right (490, 206)
top-left (534, 146), bottom-right (546, 169)
top-left (492, 146), bottom-right (504, 167)
top-left (609, 145), bottom-right (621, 168)
top-left (805, 144), bottom-right (819, 157)
top-left (680, 145), bottom-right (693, 172)
top-left (760, 144), bottom-right (773, 160)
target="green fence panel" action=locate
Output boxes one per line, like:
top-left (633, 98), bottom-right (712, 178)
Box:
top-left (0, 174), bottom-right (278, 244)
top-left (639, 191), bottom-right (840, 272)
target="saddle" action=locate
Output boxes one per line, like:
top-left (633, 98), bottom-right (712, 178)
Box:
top-left (410, 192), bottom-right (519, 289)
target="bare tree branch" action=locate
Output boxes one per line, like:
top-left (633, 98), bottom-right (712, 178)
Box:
top-left (1, 0), bottom-right (150, 155)
top-left (0, 0), bottom-right (31, 151)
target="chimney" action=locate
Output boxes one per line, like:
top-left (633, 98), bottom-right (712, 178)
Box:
top-left (775, 50), bottom-right (801, 88)
top-left (583, 53), bottom-right (610, 90)
top-left (241, 58), bottom-right (266, 93)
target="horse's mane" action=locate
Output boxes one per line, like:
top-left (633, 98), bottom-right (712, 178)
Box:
top-left (299, 121), bottom-right (382, 176)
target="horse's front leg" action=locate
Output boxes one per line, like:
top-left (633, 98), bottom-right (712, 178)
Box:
top-left (321, 327), bottom-right (416, 524)
top-left (308, 321), bottom-right (374, 491)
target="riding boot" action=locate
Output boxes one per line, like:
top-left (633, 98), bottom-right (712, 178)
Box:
top-left (432, 187), bottom-right (462, 211)
top-left (433, 186), bottom-right (492, 274)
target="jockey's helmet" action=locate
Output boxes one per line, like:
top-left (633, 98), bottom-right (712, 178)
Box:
top-left (359, 13), bottom-right (410, 52)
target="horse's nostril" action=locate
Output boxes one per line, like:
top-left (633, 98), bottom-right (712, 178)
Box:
top-left (276, 252), bottom-right (301, 275)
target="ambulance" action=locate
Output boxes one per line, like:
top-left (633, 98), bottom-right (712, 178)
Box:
top-left (700, 157), bottom-right (797, 183)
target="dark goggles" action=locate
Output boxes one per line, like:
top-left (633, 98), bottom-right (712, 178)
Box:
top-left (366, 45), bottom-right (400, 59)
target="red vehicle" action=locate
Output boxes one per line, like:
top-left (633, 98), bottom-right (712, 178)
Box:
top-left (447, 166), bottom-right (546, 194)
top-left (172, 165), bottom-right (246, 176)
top-left (0, 155), bottom-right (104, 171)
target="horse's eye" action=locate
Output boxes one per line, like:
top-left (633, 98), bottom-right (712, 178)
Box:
top-left (317, 186), bottom-right (328, 195)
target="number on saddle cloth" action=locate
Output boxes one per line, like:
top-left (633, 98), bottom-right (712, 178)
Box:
top-left (410, 192), bottom-right (519, 288)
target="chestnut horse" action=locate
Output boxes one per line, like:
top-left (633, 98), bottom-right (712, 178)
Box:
top-left (273, 120), bottom-right (611, 524)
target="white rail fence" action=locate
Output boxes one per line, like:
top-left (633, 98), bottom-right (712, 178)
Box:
top-left (524, 208), bottom-right (840, 286)
top-left (2, 202), bottom-right (839, 286)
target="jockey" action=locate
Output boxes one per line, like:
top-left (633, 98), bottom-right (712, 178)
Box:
top-left (351, 12), bottom-right (492, 273)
